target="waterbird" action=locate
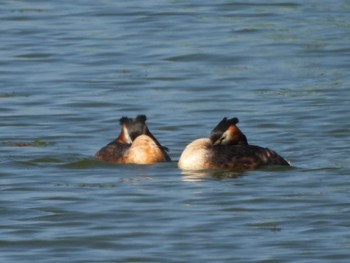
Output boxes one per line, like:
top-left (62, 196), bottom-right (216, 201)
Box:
top-left (178, 117), bottom-right (289, 170)
top-left (96, 115), bottom-right (171, 164)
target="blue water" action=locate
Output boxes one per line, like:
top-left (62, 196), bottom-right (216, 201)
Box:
top-left (1, 1), bottom-right (350, 262)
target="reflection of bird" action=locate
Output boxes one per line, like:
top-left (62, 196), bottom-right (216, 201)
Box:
top-left (178, 117), bottom-right (290, 170)
top-left (95, 115), bottom-right (171, 164)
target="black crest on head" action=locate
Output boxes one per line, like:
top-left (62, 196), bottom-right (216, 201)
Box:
top-left (210, 117), bottom-right (239, 143)
top-left (136, 115), bottom-right (147, 123)
top-left (216, 117), bottom-right (239, 131)
top-left (119, 116), bottom-right (130, 125)
top-left (119, 115), bottom-right (148, 141)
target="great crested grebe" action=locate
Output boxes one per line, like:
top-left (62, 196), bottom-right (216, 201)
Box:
top-left (95, 115), bottom-right (171, 164)
top-left (178, 117), bottom-right (290, 170)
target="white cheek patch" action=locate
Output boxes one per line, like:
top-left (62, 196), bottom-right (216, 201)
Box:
top-left (123, 126), bottom-right (133, 144)
top-left (221, 130), bottom-right (230, 144)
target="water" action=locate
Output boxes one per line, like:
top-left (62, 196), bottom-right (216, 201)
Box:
top-left (1, 0), bottom-right (350, 262)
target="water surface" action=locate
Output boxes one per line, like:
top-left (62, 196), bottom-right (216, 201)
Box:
top-left (1, 1), bottom-right (350, 262)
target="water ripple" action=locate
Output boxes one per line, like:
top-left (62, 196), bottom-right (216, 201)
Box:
top-left (1, 0), bottom-right (350, 262)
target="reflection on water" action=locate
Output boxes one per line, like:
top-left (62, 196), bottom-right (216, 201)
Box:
top-left (181, 169), bottom-right (244, 182)
top-left (180, 165), bottom-right (293, 182)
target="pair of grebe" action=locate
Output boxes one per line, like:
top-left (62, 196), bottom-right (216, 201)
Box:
top-left (96, 115), bottom-right (290, 170)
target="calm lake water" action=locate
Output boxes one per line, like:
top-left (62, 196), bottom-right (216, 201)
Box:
top-left (1, 0), bottom-right (350, 262)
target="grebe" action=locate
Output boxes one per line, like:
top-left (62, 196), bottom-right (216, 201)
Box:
top-left (95, 115), bottom-right (171, 164)
top-left (178, 117), bottom-right (289, 170)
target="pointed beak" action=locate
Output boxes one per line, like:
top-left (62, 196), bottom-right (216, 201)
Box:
top-left (212, 140), bottom-right (221, 145)
top-left (212, 139), bottom-right (221, 145)
top-left (209, 134), bottom-right (221, 145)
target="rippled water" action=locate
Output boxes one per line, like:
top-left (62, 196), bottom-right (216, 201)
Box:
top-left (1, 1), bottom-right (350, 262)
